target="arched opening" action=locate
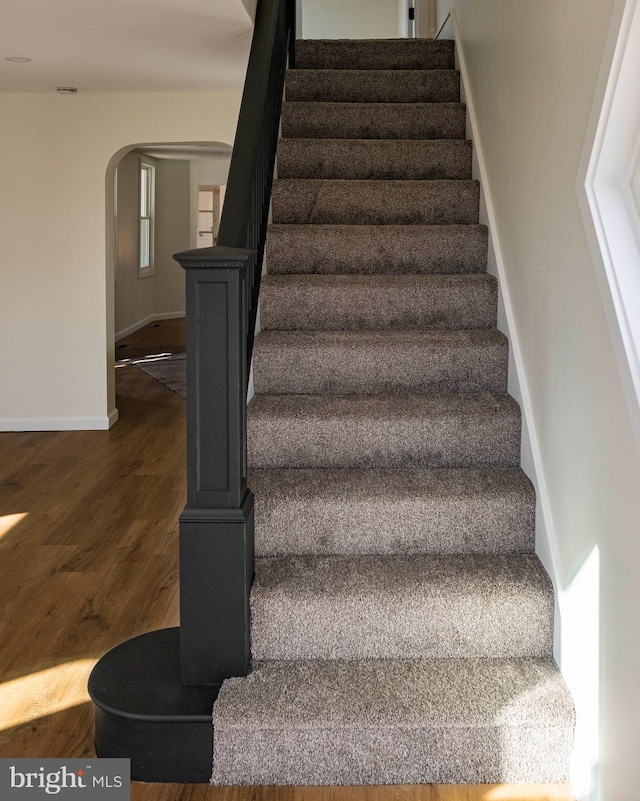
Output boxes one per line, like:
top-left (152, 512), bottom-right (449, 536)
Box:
top-left (105, 141), bottom-right (233, 422)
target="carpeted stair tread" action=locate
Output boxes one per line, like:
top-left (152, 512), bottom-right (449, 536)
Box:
top-left (260, 274), bottom-right (497, 330)
top-left (276, 139), bottom-right (472, 180)
top-left (250, 467), bottom-right (535, 556)
top-left (252, 330), bottom-right (508, 395)
top-left (272, 179), bottom-right (479, 226)
top-left (295, 38), bottom-right (456, 71)
top-left (211, 657), bottom-right (574, 785)
top-left (247, 393), bottom-right (521, 469)
top-left (266, 224), bottom-right (488, 274)
top-left (250, 553), bottom-right (554, 661)
top-left (286, 69), bottom-right (460, 104)
top-left (282, 102), bottom-right (466, 140)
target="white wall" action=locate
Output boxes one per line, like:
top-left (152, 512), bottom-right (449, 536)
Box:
top-left (0, 91), bottom-right (241, 430)
top-left (435, 0), bottom-right (449, 31)
top-left (302, 0), bottom-right (402, 39)
top-left (153, 158), bottom-right (191, 317)
top-left (451, 2), bottom-right (640, 799)
top-left (240, 0), bottom-right (257, 20)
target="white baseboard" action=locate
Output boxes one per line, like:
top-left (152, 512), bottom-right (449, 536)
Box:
top-left (450, 10), bottom-right (564, 605)
top-left (115, 311), bottom-right (185, 342)
top-left (0, 416), bottom-right (114, 432)
top-left (115, 315), bottom-right (154, 342)
top-left (153, 311), bottom-right (186, 322)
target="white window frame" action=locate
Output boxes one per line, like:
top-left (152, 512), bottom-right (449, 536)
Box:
top-left (139, 158), bottom-right (155, 277)
top-left (577, 0), bottom-right (640, 449)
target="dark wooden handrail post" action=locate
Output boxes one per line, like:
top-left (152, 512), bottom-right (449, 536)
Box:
top-left (174, 246), bottom-right (255, 686)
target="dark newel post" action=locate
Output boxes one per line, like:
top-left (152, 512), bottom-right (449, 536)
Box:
top-left (171, 0), bottom-right (295, 688)
top-left (174, 246), bottom-right (255, 686)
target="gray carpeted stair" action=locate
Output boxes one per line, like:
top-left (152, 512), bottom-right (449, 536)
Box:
top-left (211, 35), bottom-right (574, 787)
top-left (282, 101), bottom-right (467, 139)
top-left (250, 467), bottom-right (536, 556)
top-left (259, 274), bottom-right (497, 330)
top-left (277, 138), bottom-right (472, 180)
top-left (266, 224), bottom-right (488, 274)
top-left (286, 69), bottom-right (460, 103)
top-left (272, 179), bottom-right (479, 225)
top-left (253, 330), bottom-right (508, 395)
top-left (251, 553), bottom-right (554, 660)
top-left (295, 38), bottom-right (455, 70)
top-left (212, 658), bottom-right (574, 785)
top-left (248, 393), bottom-right (521, 469)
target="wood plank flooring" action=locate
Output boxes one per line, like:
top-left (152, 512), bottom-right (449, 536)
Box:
top-left (0, 318), bottom-right (574, 801)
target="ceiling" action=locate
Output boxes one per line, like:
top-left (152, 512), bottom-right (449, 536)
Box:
top-left (0, 0), bottom-right (254, 92)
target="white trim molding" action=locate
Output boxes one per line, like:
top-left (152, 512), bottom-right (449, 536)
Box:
top-left (452, 12), bottom-right (607, 797)
top-left (577, 0), bottom-right (640, 449)
top-left (449, 8), bottom-right (565, 591)
top-left (0, 416), bottom-right (115, 432)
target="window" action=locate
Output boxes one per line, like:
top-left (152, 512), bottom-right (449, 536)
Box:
top-left (139, 159), bottom-right (155, 275)
top-left (578, 0), bottom-right (640, 442)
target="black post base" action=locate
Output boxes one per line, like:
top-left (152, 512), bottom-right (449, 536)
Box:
top-left (88, 628), bottom-right (219, 783)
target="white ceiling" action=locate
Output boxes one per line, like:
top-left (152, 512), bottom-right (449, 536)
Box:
top-left (0, 0), bottom-right (254, 92)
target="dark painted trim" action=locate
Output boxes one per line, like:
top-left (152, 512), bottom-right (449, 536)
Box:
top-left (89, 629), bottom-right (219, 783)
top-left (179, 492), bottom-right (255, 686)
top-left (179, 252), bottom-right (252, 510)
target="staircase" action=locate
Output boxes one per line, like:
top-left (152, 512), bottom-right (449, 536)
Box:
top-left (210, 38), bottom-right (575, 786)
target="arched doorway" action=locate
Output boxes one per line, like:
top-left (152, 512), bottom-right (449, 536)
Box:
top-left (105, 141), bottom-right (232, 421)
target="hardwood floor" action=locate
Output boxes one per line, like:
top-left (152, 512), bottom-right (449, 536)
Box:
top-left (0, 319), bottom-right (574, 801)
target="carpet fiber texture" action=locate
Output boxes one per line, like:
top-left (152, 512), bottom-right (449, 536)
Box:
top-left (213, 658), bottom-right (574, 785)
top-left (211, 37), bottom-right (574, 786)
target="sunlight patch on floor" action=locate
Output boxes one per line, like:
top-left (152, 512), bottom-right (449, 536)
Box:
top-left (0, 659), bottom-right (95, 731)
top-left (0, 513), bottom-right (28, 540)
top-left (116, 352), bottom-right (177, 368)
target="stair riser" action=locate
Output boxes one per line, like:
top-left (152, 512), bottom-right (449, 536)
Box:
top-left (213, 727), bottom-right (573, 785)
top-left (248, 396), bottom-right (521, 469)
top-left (282, 103), bottom-right (466, 140)
top-left (253, 337), bottom-right (508, 395)
top-left (266, 225), bottom-right (488, 275)
top-left (295, 39), bottom-right (456, 70)
top-left (277, 139), bottom-right (472, 180)
top-left (286, 70), bottom-right (460, 103)
top-left (272, 180), bottom-right (479, 226)
top-left (251, 469), bottom-right (536, 557)
top-left (251, 555), bottom-right (554, 661)
top-left (260, 276), bottom-right (497, 330)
